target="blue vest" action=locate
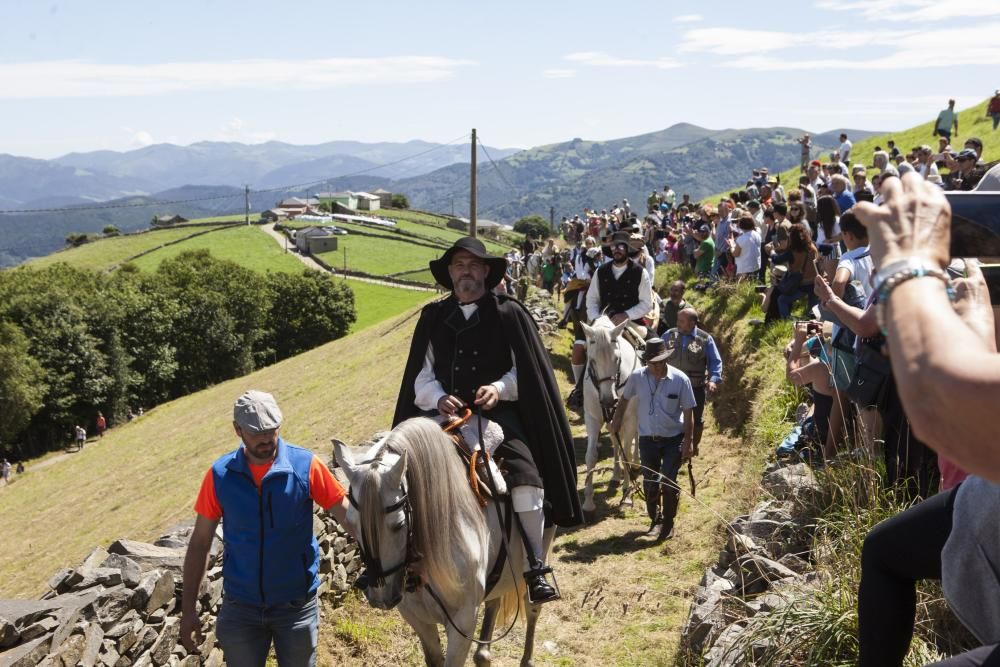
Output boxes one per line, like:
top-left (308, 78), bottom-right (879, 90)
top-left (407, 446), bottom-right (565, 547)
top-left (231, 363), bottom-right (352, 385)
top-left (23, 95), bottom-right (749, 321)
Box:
top-left (212, 439), bottom-right (319, 605)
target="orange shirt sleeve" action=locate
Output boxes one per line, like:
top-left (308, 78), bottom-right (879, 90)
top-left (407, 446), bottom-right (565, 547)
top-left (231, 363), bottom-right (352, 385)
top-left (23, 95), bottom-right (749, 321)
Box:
top-left (194, 468), bottom-right (223, 521)
top-left (309, 456), bottom-right (346, 511)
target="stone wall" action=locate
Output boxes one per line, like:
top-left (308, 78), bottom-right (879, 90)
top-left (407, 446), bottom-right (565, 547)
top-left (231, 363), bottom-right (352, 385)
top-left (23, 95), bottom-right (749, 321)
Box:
top-left (679, 461), bottom-right (823, 665)
top-left (0, 492), bottom-right (359, 666)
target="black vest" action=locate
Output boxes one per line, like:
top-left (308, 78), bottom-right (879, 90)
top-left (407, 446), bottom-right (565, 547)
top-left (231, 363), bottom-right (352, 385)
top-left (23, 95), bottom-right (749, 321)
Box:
top-left (596, 260), bottom-right (642, 316)
top-left (429, 297), bottom-right (513, 407)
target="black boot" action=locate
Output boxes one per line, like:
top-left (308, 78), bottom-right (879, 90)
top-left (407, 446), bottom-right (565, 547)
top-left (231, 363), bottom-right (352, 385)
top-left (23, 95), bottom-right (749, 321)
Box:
top-left (644, 483), bottom-right (662, 534)
top-left (566, 374), bottom-right (584, 412)
top-left (658, 491), bottom-right (680, 542)
top-left (524, 565), bottom-right (559, 603)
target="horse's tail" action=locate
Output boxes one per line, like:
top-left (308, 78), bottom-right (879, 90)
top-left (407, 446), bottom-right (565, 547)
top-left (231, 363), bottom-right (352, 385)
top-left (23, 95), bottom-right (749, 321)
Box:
top-left (497, 578), bottom-right (525, 629)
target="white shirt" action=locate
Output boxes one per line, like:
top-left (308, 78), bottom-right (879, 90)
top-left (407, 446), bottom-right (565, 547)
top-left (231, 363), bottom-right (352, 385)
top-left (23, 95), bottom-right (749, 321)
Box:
top-left (817, 218), bottom-right (842, 245)
top-left (413, 302), bottom-right (517, 411)
top-left (839, 140), bottom-right (853, 163)
top-left (837, 245), bottom-right (875, 298)
top-left (734, 230), bottom-right (762, 274)
top-left (585, 261), bottom-right (653, 322)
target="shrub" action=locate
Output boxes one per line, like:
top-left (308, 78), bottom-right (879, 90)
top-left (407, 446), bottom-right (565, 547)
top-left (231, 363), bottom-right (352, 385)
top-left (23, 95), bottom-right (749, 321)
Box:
top-left (391, 193), bottom-right (410, 209)
top-left (102, 225), bottom-right (121, 236)
top-left (513, 215), bottom-right (551, 239)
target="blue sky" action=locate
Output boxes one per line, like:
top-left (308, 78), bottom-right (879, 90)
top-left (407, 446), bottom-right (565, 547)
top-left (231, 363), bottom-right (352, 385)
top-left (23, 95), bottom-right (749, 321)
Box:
top-left (2, 0), bottom-right (998, 159)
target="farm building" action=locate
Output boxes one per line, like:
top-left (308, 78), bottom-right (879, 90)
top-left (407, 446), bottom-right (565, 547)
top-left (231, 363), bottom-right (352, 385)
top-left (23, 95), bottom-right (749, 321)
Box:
top-left (372, 188), bottom-right (393, 208)
top-left (261, 209), bottom-right (289, 222)
top-left (354, 192), bottom-right (381, 211)
top-left (294, 226), bottom-right (339, 254)
top-left (316, 192), bottom-right (358, 210)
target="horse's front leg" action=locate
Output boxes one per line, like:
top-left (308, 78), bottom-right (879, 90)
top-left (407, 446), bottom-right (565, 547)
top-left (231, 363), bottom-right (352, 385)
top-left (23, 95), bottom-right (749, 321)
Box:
top-left (582, 400), bottom-right (602, 523)
top-left (520, 598), bottom-right (543, 667)
top-left (443, 607), bottom-right (478, 667)
top-left (473, 600), bottom-right (499, 667)
top-left (618, 407), bottom-right (640, 507)
top-left (399, 606), bottom-right (443, 667)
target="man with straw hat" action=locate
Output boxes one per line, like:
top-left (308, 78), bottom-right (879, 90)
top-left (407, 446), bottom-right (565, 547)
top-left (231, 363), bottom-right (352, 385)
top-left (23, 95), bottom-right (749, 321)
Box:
top-left (611, 338), bottom-right (696, 541)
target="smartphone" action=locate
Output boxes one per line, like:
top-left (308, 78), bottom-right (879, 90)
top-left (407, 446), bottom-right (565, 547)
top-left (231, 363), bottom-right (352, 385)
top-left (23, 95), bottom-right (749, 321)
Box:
top-left (946, 192), bottom-right (1000, 258)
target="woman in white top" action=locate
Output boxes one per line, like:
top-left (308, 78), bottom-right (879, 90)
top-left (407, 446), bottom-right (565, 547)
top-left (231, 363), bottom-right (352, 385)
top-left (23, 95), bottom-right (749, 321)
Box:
top-left (815, 195), bottom-right (843, 246)
top-left (729, 214), bottom-right (762, 281)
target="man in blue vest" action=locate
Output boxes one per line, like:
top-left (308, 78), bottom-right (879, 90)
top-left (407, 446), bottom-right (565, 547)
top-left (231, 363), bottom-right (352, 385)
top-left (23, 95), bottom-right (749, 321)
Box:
top-left (180, 390), bottom-right (353, 666)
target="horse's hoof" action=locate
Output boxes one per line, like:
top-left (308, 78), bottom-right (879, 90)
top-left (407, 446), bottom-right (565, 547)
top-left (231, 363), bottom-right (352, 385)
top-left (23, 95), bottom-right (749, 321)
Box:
top-left (607, 479), bottom-right (620, 494)
top-left (474, 650), bottom-right (492, 667)
top-left (619, 496), bottom-right (633, 508)
top-left (583, 508), bottom-right (597, 524)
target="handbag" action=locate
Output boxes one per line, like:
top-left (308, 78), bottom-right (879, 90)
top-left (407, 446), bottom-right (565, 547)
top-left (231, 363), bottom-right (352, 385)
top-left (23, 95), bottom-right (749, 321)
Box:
top-left (830, 327), bottom-right (857, 391)
top-left (776, 253), bottom-right (808, 297)
top-left (847, 338), bottom-right (891, 407)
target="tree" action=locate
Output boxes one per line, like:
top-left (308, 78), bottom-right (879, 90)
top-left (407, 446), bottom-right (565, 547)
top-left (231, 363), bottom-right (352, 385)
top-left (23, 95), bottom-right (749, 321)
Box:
top-left (0, 322), bottom-right (46, 450)
top-left (513, 215), bottom-right (551, 239)
top-left (65, 233), bottom-right (92, 247)
top-left (102, 225), bottom-right (121, 236)
top-left (391, 193), bottom-right (410, 209)
top-left (265, 271), bottom-right (356, 359)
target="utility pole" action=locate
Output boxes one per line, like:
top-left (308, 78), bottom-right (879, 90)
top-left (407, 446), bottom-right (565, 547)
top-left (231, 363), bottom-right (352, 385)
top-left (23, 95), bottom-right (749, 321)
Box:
top-left (469, 128), bottom-right (477, 239)
top-left (244, 185), bottom-right (250, 225)
top-left (550, 205), bottom-right (555, 231)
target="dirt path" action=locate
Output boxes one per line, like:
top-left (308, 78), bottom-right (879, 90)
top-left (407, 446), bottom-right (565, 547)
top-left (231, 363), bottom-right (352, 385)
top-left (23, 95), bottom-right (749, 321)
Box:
top-left (316, 332), bottom-right (759, 666)
top-left (261, 223), bottom-right (436, 292)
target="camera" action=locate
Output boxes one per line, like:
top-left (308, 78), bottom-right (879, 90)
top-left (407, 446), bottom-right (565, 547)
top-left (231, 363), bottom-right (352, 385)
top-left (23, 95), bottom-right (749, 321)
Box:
top-left (944, 193), bottom-right (1000, 305)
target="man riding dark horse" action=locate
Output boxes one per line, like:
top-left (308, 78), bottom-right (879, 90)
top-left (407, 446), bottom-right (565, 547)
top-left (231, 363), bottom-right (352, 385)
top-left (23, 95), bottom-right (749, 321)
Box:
top-left (394, 237), bottom-right (582, 603)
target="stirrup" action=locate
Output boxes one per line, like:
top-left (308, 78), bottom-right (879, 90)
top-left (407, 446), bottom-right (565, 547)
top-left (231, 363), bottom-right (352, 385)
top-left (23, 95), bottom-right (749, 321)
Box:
top-left (524, 565), bottom-right (561, 604)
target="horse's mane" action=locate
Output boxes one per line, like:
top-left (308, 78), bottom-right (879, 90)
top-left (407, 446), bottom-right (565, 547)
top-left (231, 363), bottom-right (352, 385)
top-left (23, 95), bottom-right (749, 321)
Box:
top-left (384, 417), bottom-right (489, 604)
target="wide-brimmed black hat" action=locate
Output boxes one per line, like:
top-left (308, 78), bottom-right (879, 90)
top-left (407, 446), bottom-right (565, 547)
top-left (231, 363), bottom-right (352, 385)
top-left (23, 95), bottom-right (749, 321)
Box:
top-left (429, 237), bottom-right (508, 290)
top-left (601, 230), bottom-right (641, 259)
top-left (643, 338), bottom-right (670, 363)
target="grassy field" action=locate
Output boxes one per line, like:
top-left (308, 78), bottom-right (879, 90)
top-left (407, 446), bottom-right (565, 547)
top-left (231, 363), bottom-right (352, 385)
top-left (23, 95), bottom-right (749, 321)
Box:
top-left (704, 95), bottom-right (999, 203)
top-left (343, 278), bottom-right (435, 333)
top-left (26, 225), bottom-right (229, 271)
top-left (314, 234), bottom-right (442, 280)
top-left (128, 225), bottom-right (305, 273)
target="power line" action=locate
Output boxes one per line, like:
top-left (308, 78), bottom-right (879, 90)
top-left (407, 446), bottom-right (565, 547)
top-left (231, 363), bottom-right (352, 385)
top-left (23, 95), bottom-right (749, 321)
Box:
top-left (0, 133), bottom-right (471, 216)
top-left (476, 135), bottom-right (518, 194)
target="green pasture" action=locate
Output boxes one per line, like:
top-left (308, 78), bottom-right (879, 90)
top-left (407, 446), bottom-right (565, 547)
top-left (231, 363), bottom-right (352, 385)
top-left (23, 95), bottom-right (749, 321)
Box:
top-left (344, 278), bottom-right (434, 332)
top-left (27, 225), bottom-right (230, 271)
top-left (127, 226), bottom-right (304, 273)
top-left (314, 234), bottom-right (440, 280)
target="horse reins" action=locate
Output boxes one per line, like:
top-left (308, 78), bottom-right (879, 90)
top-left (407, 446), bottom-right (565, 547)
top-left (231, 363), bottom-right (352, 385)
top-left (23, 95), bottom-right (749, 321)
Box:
top-left (349, 408), bottom-right (523, 647)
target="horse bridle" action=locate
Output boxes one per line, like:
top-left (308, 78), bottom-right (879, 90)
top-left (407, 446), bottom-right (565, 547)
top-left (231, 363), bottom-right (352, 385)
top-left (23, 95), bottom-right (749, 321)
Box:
top-left (587, 339), bottom-right (635, 421)
top-left (347, 451), bottom-right (419, 588)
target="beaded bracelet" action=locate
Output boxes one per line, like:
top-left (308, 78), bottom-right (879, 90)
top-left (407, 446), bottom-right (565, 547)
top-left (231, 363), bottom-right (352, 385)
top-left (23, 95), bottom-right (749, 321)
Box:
top-left (875, 264), bottom-right (954, 335)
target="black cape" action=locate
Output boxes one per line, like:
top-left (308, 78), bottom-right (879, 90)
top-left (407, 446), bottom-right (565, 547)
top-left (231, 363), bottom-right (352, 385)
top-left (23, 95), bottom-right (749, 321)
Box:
top-left (393, 293), bottom-right (583, 528)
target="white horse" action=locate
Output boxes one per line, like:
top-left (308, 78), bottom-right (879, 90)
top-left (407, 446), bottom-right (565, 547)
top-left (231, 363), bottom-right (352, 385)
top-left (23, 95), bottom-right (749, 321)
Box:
top-left (333, 417), bottom-right (554, 667)
top-left (580, 316), bottom-right (640, 523)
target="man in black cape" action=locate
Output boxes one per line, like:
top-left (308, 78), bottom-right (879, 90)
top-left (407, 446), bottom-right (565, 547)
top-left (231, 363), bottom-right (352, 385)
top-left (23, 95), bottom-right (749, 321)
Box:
top-left (393, 237), bottom-right (582, 603)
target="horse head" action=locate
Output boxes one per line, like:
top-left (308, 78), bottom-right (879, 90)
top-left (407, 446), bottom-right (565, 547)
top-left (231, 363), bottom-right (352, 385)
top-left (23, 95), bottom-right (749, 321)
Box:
top-left (581, 317), bottom-right (629, 410)
top-left (333, 437), bottom-right (411, 610)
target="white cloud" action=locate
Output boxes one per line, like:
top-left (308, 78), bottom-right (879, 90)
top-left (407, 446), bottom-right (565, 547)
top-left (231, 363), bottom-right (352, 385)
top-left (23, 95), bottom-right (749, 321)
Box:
top-left (133, 130), bottom-right (154, 147)
top-left (674, 14), bottom-right (703, 23)
top-left (542, 68), bottom-right (576, 78)
top-left (0, 56), bottom-right (476, 99)
top-left (564, 51), bottom-right (680, 69)
top-left (679, 22), bottom-right (1000, 70)
top-left (815, 0), bottom-right (1000, 22)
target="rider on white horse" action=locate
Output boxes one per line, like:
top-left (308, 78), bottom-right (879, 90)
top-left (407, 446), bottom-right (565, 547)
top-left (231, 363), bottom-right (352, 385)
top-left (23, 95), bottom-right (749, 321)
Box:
top-left (394, 237), bottom-right (582, 604)
top-left (567, 229), bottom-right (654, 408)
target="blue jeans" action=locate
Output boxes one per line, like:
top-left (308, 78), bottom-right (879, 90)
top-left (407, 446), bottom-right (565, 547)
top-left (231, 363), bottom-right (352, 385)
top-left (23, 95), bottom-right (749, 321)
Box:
top-left (992, 112), bottom-right (999, 131)
top-left (216, 593), bottom-right (318, 667)
top-left (777, 284), bottom-right (818, 319)
top-left (638, 434), bottom-right (683, 521)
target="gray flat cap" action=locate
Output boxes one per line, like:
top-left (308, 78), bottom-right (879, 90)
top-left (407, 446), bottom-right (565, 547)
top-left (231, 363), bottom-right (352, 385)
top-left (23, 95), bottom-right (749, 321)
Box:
top-left (234, 390), bottom-right (283, 433)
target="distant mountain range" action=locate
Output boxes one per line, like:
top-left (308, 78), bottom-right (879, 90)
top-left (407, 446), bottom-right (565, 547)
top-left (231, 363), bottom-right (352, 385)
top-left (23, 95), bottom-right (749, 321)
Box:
top-left (0, 126), bottom-right (881, 267)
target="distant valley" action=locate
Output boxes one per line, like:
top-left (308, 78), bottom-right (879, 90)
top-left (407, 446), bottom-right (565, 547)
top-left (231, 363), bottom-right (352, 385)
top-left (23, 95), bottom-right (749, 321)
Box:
top-left (0, 126), bottom-right (881, 266)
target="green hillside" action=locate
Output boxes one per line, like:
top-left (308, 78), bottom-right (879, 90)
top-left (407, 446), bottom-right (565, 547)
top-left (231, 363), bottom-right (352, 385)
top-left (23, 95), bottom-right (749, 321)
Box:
top-left (27, 224), bottom-right (231, 271)
top-left (128, 226), bottom-right (304, 273)
top-left (706, 96), bottom-right (998, 202)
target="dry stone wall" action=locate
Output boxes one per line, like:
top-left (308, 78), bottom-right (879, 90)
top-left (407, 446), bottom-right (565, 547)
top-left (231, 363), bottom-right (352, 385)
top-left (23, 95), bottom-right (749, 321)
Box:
top-left (679, 461), bottom-right (824, 665)
top-left (0, 471), bottom-right (360, 667)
